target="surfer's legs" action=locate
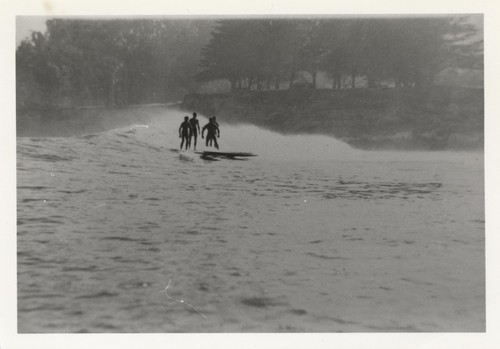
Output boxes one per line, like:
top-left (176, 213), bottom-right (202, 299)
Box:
top-left (213, 137), bottom-right (219, 149)
top-left (192, 133), bottom-right (197, 150)
top-left (181, 135), bottom-right (189, 150)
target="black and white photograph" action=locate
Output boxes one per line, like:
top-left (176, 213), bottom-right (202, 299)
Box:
top-left (2, 0), bottom-right (499, 348)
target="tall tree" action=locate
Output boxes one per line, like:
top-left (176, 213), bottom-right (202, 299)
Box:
top-left (17, 18), bottom-right (214, 108)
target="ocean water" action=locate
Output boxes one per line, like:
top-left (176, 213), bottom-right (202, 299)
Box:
top-left (17, 108), bottom-right (484, 332)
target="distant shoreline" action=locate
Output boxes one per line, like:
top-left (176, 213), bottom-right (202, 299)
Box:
top-left (181, 87), bottom-right (484, 151)
top-left (16, 87), bottom-right (484, 152)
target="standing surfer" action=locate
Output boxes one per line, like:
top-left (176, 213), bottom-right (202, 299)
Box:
top-left (178, 116), bottom-right (193, 150)
top-left (212, 116), bottom-right (219, 128)
top-left (189, 112), bottom-right (201, 150)
top-left (207, 116), bottom-right (219, 147)
top-left (201, 117), bottom-right (220, 149)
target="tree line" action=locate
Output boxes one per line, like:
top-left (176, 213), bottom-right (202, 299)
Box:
top-left (197, 17), bottom-right (482, 91)
top-left (16, 19), bottom-right (214, 108)
top-left (16, 17), bottom-right (482, 108)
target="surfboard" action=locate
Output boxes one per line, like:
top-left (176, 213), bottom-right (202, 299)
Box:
top-left (170, 148), bottom-right (194, 154)
top-left (195, 151), bottom-right (256, 158)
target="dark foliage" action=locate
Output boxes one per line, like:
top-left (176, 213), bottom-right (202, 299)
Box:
top-left (16, 16), bottom-right (482, 109)
top-left (16, 19), bottom-right (214, 108)
top-left (197, 16), bottom-right (482, 91)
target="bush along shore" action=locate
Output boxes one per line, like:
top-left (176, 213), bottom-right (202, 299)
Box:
top-left (181, 86), bottom-right (483, 151)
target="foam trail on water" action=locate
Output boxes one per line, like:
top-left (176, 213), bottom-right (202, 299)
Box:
top-left (215, 123), bottom-right (358, 161)
top-left (102, 107), bottom-right (481, 164)
top-left (118, 108), bottom-right (359, 161)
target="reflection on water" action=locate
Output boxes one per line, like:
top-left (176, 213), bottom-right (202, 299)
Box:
top-left (17, 108), bottom-right (484, 332)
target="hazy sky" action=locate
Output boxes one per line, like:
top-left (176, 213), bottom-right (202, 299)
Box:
top-left (16, 16), bottom-right (48, 44)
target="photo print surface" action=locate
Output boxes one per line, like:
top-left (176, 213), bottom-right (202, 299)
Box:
top-left (16, 14), bottom-right (484, 333)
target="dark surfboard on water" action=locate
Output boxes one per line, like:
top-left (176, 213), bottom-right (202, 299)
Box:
top-left (195, 151), bottom-right (257, 160)
top-left (169, 148), bottom-right (256, 160)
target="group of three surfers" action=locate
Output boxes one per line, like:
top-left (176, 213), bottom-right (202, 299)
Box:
top-left (179, 112), bottom-right (220, 151)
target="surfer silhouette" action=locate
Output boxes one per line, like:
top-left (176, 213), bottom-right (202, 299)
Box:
top-left (178, 116), bottom-right (193, 150)
top-left (209, 116), bottom-right (220, 147)
top-left (189, 112), bottom-right (201, 150)
top-left (201, 117), bottom-right (220, 149)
